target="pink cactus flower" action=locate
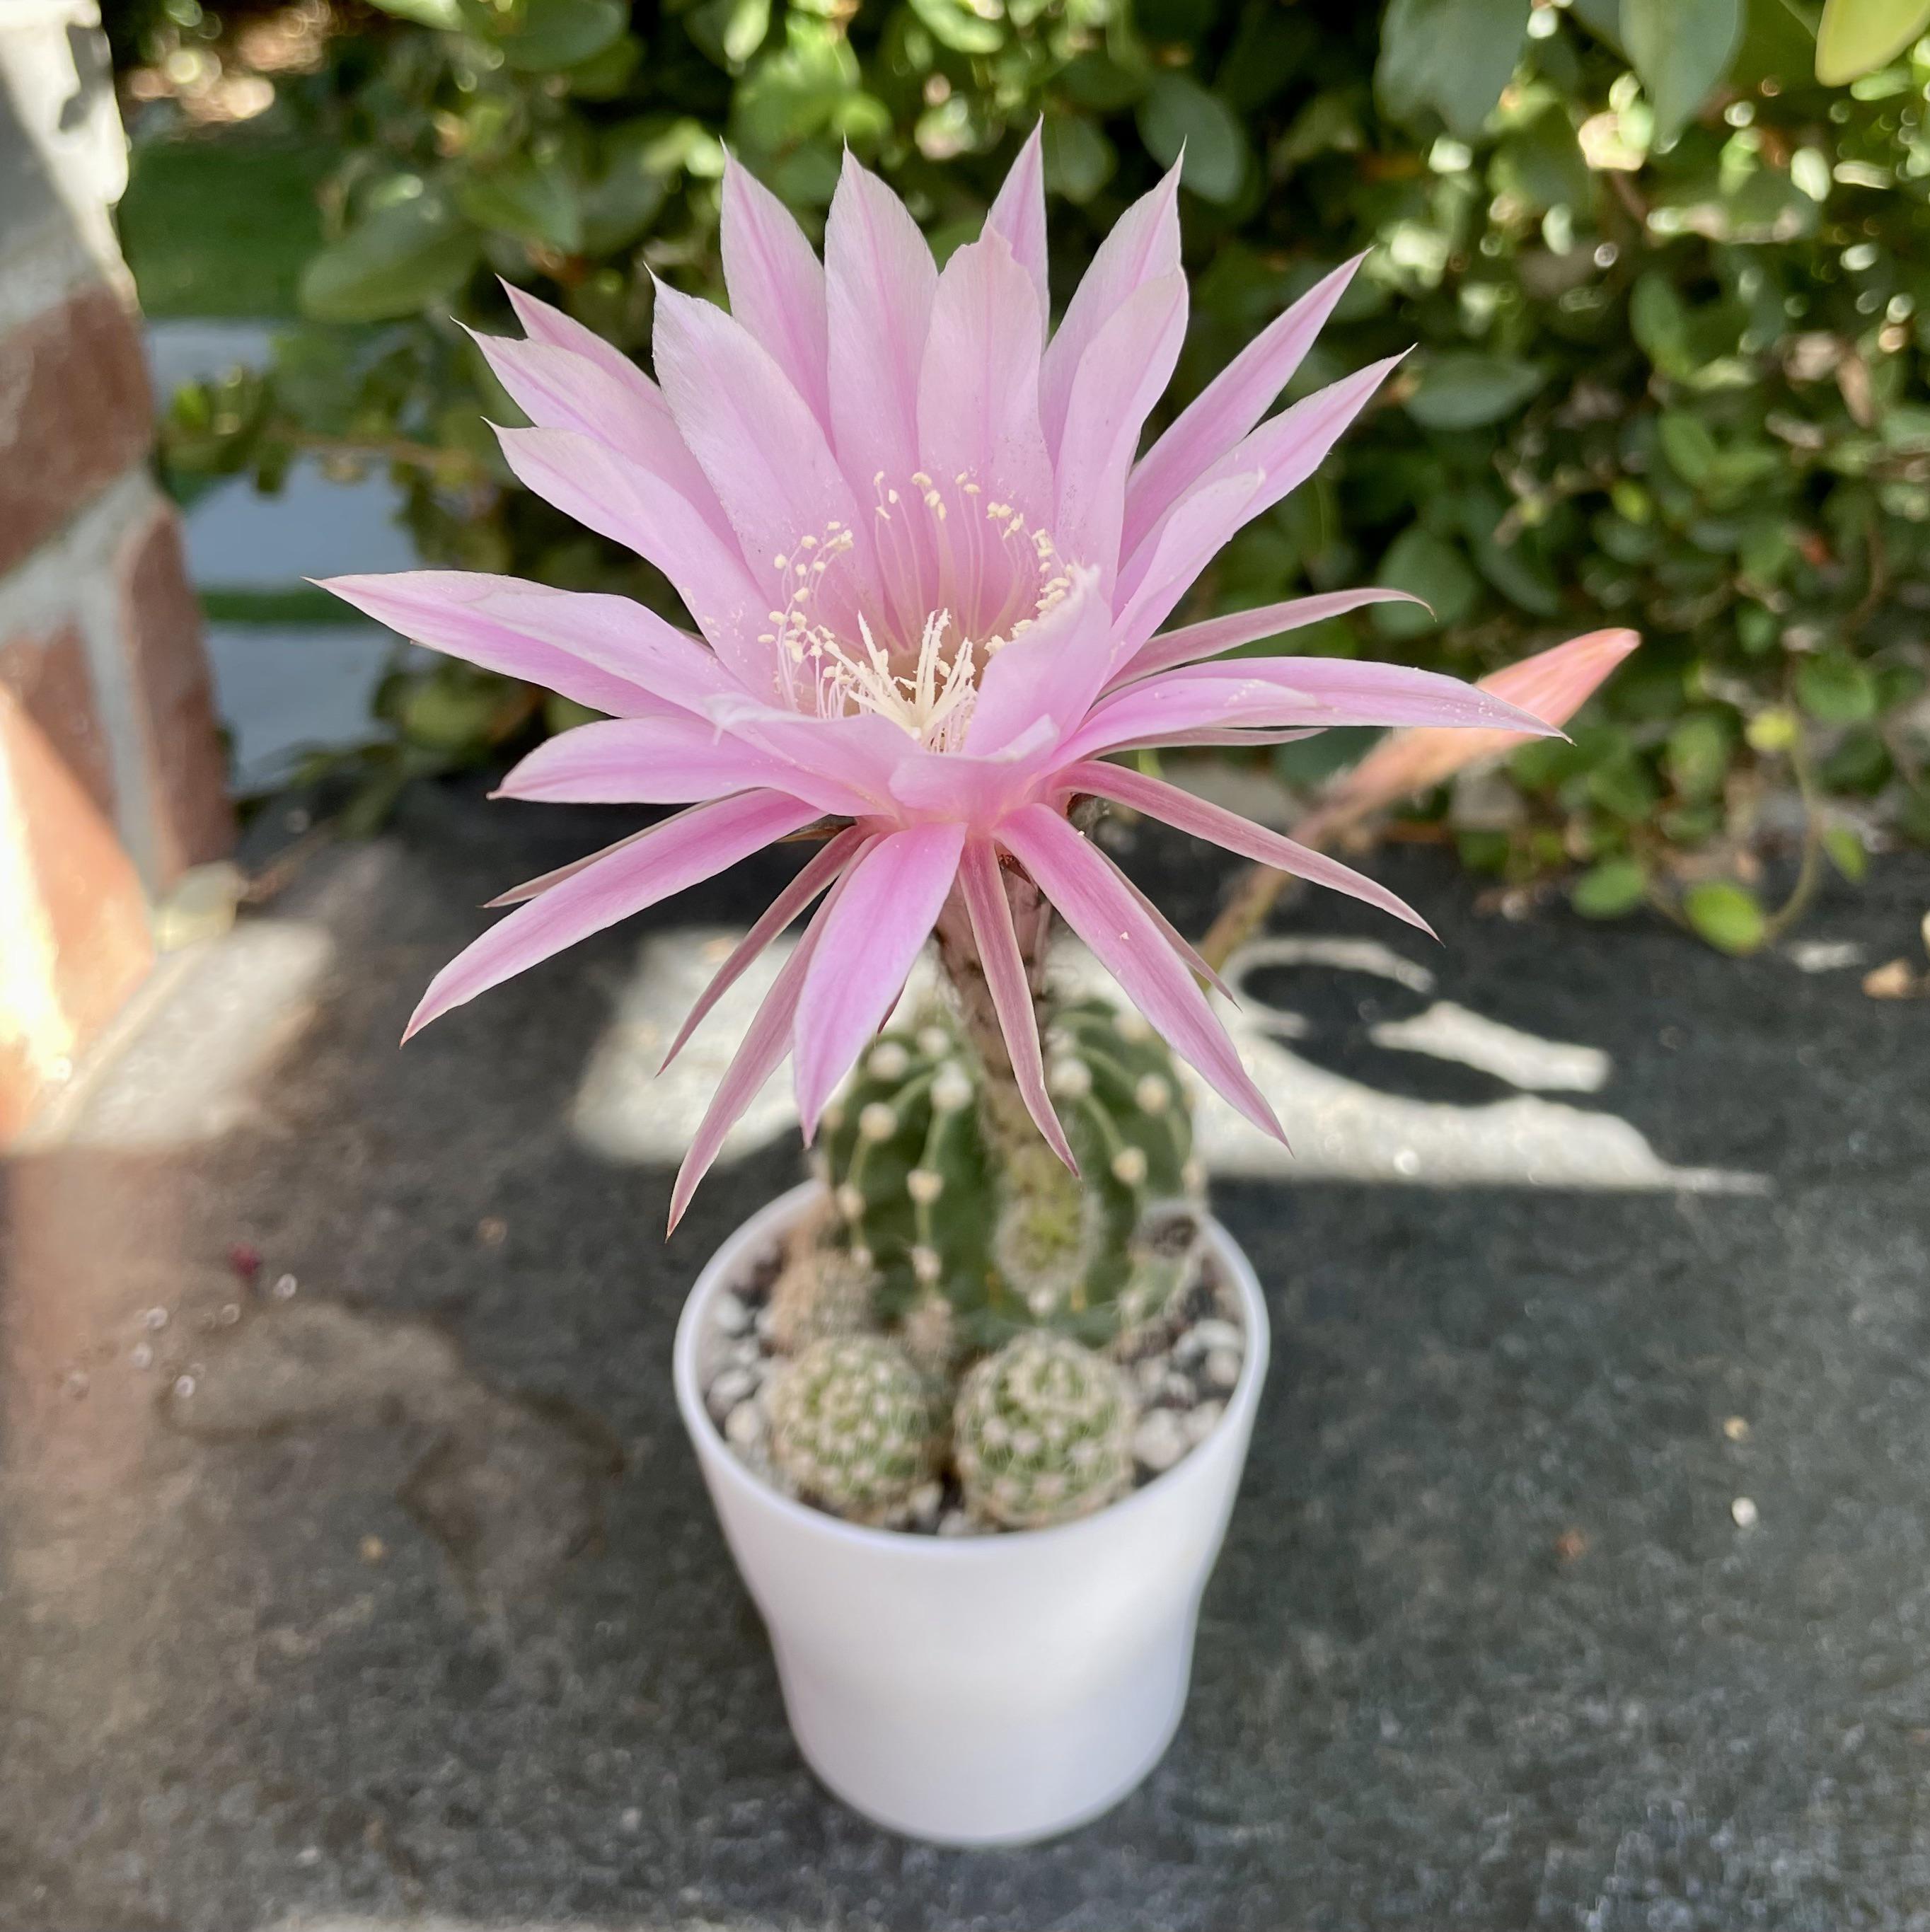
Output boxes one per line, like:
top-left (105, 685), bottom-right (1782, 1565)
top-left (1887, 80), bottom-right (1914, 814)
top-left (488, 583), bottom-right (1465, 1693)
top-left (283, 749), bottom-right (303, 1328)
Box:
top-left (323, 129), bottom-right (1559, 1225)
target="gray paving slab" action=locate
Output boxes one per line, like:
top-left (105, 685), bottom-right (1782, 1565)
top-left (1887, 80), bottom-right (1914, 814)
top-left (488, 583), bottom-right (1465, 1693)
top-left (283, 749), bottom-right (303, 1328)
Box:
top-left (4, 783), bottom-right (1929, 1931)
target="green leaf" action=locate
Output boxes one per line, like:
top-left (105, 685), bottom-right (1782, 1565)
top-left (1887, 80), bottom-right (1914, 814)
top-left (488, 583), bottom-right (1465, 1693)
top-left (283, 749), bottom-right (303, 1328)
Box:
top-left (1406, 352), bottom-right (1547, 429)
top-left (1823, 825), bottom-right (1869, 879)
top-left (1136, 74), bottom-right (1251, 204)
top-left (1372, 527), bottom-right (1482, 635)
top-left (1683, 880), bottom-right (1768, 953)
top-left (455, 160), bottom-right (583, 252)
top-left (1376, 0), bottom-right (1531, 138)
top-left (1042, 111), bottom-right (1115, 203)
top-left (907, 0), bottom-right (1005, 54)
top-left (1796, 651), bottom-right (1878, 724)
top-left (297, 185), bottom-right (482, 324)
top-left (579, 122), bottom-right (671, 253)
top-left (1658, 411), bottom-right (1721, 487)
top-left (1815, 0), bottom-right (1930, 81)
top-left (463, 0), bottom-right (627, 70)
top-left (366, 0), bottom-right (463, 25)
top-left (1572, 857), bottom-right (1648, 917)
top-left (1622, 0), bottom-right (1742, 144)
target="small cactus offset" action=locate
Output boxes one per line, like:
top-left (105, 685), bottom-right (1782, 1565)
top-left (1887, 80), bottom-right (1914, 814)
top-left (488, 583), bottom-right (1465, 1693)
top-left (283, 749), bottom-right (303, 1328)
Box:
top-left (954, 1332), bottom-right (1136, 1529)
top-left (765, 1336), bottom-right (942, 1521)
top-left (765, 1240), bottom-right (878, 1355)
top-left (817, 997), bottom-right (1203, 1352)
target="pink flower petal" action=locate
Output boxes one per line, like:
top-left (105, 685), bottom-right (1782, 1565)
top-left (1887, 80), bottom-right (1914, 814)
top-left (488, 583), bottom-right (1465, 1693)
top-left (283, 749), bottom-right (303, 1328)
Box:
top-left (1118, 354), bottom-right (1406, 619)
top-left (500, 281), bottom-right (649, 388)
top-left (318, 571), bottom-right (696, 720)
top-left (792, 821), bottom-right (967, 1138)
top-left (957, 837), bottom-right (1077, 1170)
top-left (1111, 472), bottom-right (1266, 656)
top-left (700, 696), bottom-right (913, 812)
top-left (1062, 655), bottom-right (1563, 761)
top-left (964, 566), bottom-right (1113, 759)
top-left (1039, 162), bottom-right (1181, 458)
top-left (1116, 588), bottom-right (1425, 686)
top-left (469, 330), bottom-right (732, 545)
top-left (1053, 272), bottom-right (1188, 589)
top-left (720, 154), bottom-right (831, 431)
top-left (484, 826), bottom-right (656, 908)
top-left (1061, 759), bottom-right (1433, 935)
top-left (405, 790), bottom-right (819, 1039)
top-left (650, 279), bottom-right (874, 627)
top-left (1122, 255), bottom-right (1365, 555)
top-left (659, 826), bottom-right (869, 1071)
top-left (669, 870), bottom-right (853, 1232)
top-left (493, 427), bottom-right (770, 689)
top-left (998, 805), bottom-right (1285, 1144)
top-left (918, 229), bottom-right (1052, 526)
top-left (984, 121), bottom-right (1048, 337)
top-left (490, 716), bottom-right (798, 805)
top-left (825, 151), bottom-right (937, 494)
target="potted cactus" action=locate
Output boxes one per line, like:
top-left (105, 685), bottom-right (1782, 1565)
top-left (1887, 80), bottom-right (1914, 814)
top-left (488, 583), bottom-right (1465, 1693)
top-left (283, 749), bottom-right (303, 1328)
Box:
top-left (325, 130), bottom-right (1628, 1842)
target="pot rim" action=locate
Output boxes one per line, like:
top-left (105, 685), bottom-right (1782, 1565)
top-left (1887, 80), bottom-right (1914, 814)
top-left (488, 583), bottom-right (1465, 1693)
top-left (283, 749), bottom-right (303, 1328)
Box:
top-left (673, 1179), bottom-right (1270, 1561)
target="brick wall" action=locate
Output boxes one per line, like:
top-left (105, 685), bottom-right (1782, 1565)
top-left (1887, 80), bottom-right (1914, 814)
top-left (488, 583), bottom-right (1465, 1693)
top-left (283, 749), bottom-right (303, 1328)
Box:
top-left (0, 0), bottom-right (233, 1140)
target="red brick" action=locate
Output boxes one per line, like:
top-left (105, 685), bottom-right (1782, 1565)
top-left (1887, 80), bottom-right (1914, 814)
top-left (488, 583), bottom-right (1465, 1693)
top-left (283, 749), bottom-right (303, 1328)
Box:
top-left (0, 283), bottom-right (154, 577)
top-left (115, 503), bottom-right (233, 886)
top-left (0, 685), bottom-right (154, 1142)
top-left (0, 622), bottom-right (115, 821)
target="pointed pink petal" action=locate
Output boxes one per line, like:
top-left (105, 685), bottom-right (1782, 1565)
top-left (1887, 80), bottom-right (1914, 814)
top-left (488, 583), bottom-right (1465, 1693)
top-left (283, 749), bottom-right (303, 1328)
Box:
top-left (957, 837), bottom-right (1077, 1170)
top-left (963, 566), bottom-right (1113, 758)
top-left (660, 826), bottom-right (869, 1071)
top-left (468, 585), bottom-right (735, 715)
top-left (1323, 628), bottom-right (1639, 817)
top-left (1108, 863), bottom-right (1235, 999)
top-left (1111, 472), bottom-right (1266, 656)
top-left (491, 716), bottom-right (799, 805)
top-left (885, 717), bottom-right (1058, 821)
top-left (318, 571), bottom-right (693, 719)
top-left (918, 229), bottom-right (1052, 521)
top-left (792, 821), bottom-right (966, 1138)
top-left (1061, 656), bottom-right (1564, 761)
top-left (1061, 759), bottom-right (1432, 936)
top-left (1118, 354), bottom-right (1407, 620)
top-left (669, 872), bottom-right (850, 1232)
top-left (1116, 589), bottom-right (1425, 686)
top-left (720, 154), bottom-right (831, 430)
top-left (405, 790), bottom-right (819, 1039)
top-left (1122, 255), bottom-right (1365, 555)
top-left (701, 696), bottom-right (913, 811)
top-left (650, 280), bottom-right (873, 625)
top-left (1039, 162), bottom-right (1181, 458)
top-left (493, 427), bottom-right (770, 689)
top-left (469, 330), bottom-right (732, 545)
top-left (984, 121), bottom-right (1048, 336)
top-left (484, 825), bottom-right (656, 907)
top-left (1053, 272), bottom-right (1187, 589)
top-left (501, 281), bottom-right (647, 388)
top-left (998, 805), bottom-right (1284, 1144)
top-left (826, 151), bottom-right (937, 492)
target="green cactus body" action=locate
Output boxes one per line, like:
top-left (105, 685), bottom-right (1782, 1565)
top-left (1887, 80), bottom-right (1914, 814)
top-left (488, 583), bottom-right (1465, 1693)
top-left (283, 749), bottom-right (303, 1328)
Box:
top-left (765, 1336), bottom-right (942, 1520)
top-left (818, 1000), bottom-right (1202, 1351)
top-left (953, 1332), bottom-right (1136, 1529)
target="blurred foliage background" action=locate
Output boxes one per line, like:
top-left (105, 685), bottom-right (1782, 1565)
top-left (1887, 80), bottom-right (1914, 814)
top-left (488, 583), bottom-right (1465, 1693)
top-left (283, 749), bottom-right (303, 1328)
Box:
top-left (108, 0), bottom-right (1930, 949)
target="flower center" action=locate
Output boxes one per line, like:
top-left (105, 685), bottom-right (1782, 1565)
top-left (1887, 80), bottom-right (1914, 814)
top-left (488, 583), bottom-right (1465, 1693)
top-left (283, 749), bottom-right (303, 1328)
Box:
top-left (759, 473), bottom-right (1071, 751)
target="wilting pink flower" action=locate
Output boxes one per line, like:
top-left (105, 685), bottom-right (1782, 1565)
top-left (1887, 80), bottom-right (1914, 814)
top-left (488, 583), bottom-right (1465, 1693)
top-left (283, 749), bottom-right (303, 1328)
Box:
top-left (323, 129), bottom-right (1557, 1225)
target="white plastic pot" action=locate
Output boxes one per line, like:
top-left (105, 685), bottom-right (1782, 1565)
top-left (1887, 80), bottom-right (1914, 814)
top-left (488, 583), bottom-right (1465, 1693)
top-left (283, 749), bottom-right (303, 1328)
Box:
top-left (673, 1181), bottom-right (1271, 1846)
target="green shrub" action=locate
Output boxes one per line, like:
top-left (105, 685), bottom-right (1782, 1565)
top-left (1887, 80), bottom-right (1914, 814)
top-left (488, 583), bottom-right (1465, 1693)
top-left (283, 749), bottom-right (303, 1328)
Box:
top-left (125, 0), bottom-right (1930, 931)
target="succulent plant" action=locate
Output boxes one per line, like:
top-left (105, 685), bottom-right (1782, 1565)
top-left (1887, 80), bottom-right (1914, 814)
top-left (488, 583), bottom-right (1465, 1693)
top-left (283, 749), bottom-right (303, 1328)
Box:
top-left (816, 997), bottom-right (1203, 1351)
top-left (764, 1237), bottom-right (878, 1356)
top-left (764, 1335), bottom-right (942, 1521)
top-left (953, 1331), bottom-right (1136, 1530)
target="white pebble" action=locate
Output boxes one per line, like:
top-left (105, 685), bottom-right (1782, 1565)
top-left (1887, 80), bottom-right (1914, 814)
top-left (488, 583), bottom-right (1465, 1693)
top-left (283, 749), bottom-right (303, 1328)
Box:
top-left (1191, 1318), bottom-right (1245, 1356)
top-left (1160, 1372), bottom-right (1196, 1407)
top-left (1184, 1401), bottom-right (1225, 1445)
top-left (1133, 1407), bottom-right (1188, 1474)
top-left (1731, 1496), bottom-right (1759, 1528)
top-left (1135, 1356), bottom-right (1169, 1395)
top-left (713, 1292), bottom-right (751, 1337)
top-left (706, 1366), bottom-right (756, 1421)
top-left (1203, 1347), bottom-right (1242, 1392)
top-left (724, 1401), bottom-right (766, 1449)
top-left (936, 1510), bottom-right (984, 1537)
top-left (906, 1481), bottom-right (943, 1529)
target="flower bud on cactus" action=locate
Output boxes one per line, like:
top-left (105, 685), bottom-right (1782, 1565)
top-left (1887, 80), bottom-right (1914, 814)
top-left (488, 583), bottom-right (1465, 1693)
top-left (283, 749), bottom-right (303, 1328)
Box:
top-left (819, 997), bottom-right (1200, 1350)
top-left (765, 1336), bottom-right (942, 1520)
top-left (953, 1331), bottom-right (1136, 1529)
